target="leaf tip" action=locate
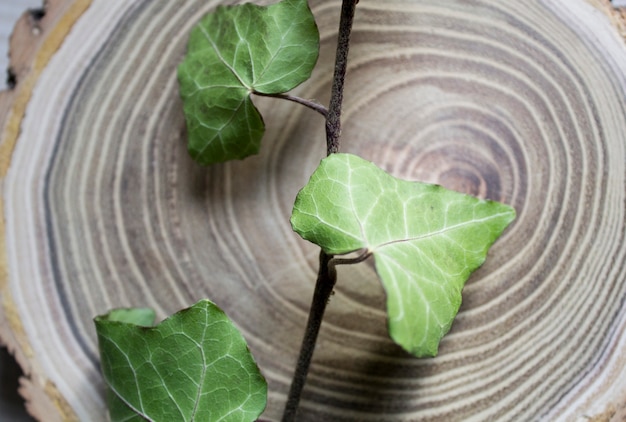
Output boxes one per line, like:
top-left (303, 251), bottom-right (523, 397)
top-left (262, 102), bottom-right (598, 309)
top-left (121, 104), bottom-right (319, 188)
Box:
top-left (94, 307), bottom-right (156, 327)
top-left (389, 322), bottom-right (445, 358)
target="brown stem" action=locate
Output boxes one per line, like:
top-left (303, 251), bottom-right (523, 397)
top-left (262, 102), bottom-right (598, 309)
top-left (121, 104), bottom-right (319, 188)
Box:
top-left (325, 0), bottom-right (358, 155)
top-left (281, 251), bottom-right (336, 422)
top-left (282, 1), bottom-right (359, 420)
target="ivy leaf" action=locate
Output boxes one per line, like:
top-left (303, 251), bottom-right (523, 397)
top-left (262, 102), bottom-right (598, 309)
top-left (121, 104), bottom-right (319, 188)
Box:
top-left (94, 300), bottom-right (267, 422)
top-left (290, 153), bottom-right (516, 357)
top-left (177, 0), bottom-right (320, 165)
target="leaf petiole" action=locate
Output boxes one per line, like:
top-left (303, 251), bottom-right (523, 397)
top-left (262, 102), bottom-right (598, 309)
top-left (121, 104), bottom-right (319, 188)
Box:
top-left (252, 91), bottom-right (328, 117)
top-left (330, 249), bottom-right (371, 267)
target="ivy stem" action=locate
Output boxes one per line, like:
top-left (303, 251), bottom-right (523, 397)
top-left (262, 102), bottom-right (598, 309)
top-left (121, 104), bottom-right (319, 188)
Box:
top-left (282, 249), bottom-right (370, 421)
top-left (282, 250), bottom-right (336, 422)
top-left (282, 2), bottom-right (358, 420)
top-left (325, 0), bottom-right (358, 155)
top-left (252, 91), bottom-right (328, 117)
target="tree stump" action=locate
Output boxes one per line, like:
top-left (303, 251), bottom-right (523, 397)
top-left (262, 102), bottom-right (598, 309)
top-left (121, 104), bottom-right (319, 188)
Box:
top-left (1, 1), bottom-right (626, 420)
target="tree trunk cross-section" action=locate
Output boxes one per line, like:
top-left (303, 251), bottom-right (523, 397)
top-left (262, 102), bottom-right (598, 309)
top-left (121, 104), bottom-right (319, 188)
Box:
top-left (1, 1), bottom-right (626, 421)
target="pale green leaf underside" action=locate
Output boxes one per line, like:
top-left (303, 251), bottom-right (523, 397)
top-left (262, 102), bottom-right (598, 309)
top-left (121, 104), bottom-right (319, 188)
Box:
top-left (177, 0), bottom-right (319, 165)
top-left (95, 300), bottom-right (267, 422)
top-left (291, 153), bottom-right (516, 357)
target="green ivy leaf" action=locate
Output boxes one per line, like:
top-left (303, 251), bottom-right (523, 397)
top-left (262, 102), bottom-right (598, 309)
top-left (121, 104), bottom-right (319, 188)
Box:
top-left (94, 300), bottom-right (267, 422)
top-left (290, 153), bottom-right (516, 357)
top-left (178, 0), bottom-right (320, 165)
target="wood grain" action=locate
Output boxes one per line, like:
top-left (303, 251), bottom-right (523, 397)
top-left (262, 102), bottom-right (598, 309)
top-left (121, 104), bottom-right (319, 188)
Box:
top-left (1, 0), bottom-right (626, 420)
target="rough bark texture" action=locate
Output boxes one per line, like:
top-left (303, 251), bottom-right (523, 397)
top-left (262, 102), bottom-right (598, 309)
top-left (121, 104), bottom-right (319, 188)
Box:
top-left (1, 0), bottom-right (626, 420)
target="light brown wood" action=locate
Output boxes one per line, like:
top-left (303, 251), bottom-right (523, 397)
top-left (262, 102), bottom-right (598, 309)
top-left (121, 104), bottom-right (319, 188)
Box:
top-left (1, 2), bottom-right (91, 420)
top-left (1, 0), bottom-right (626, 420)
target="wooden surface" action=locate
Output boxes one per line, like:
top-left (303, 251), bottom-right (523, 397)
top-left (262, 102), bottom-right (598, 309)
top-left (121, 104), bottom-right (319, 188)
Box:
top-left (1, 0), bottom-right (626, 420)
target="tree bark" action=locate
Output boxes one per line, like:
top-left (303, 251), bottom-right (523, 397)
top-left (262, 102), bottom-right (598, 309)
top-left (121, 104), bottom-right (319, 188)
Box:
top-left (1, 0), bottom-right (626, 420)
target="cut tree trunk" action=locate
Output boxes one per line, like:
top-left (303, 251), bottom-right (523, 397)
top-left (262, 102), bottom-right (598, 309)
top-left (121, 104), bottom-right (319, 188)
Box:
top-left (1, 1), bottom-right (626, 420)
